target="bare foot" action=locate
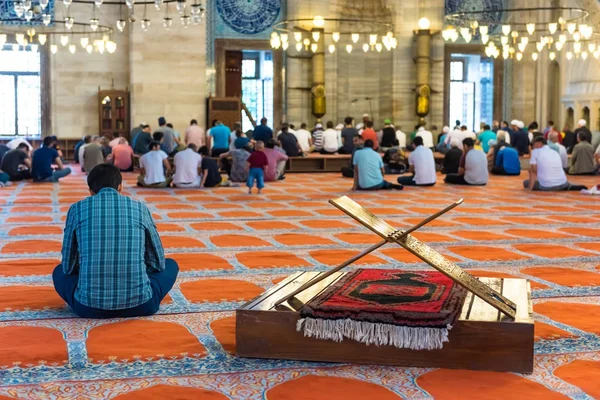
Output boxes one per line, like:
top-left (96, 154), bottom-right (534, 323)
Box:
top-left (258, 189), bottom-right (262, 194)
top-left (248, 188), bottom-right (252, 194)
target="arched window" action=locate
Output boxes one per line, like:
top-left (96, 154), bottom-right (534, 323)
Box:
top-left (566, 107), bottom-right (574, 129)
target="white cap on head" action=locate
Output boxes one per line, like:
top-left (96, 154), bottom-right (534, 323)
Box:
top-left (335, 124), bottom-right (344, 130)
top-left (315, 123), bottom-right (323, 129)
top-left (443, 126), bottom-right (450, 133)
top-left (363, 113), bottom-right (369, 118)
top-left (578, 119), bottom-right (587, 127)
top-left (510, 119), bottom-right (519, 126)
top-left (517, 121), bottom-right (525, 129)
top-left (450, 138), bottom-right (461, 147)
top-left (418, 126), bottom-right (425, 132)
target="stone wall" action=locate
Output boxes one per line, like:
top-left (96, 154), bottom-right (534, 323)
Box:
top-left (49, 3), bottom-right (129, 139)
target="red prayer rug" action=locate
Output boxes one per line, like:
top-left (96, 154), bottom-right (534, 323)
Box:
top-left (297, 270), bottom-right (468, 350)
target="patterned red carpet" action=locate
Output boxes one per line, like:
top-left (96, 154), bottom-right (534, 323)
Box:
top-left (0, 169), bottom-right (599, 399)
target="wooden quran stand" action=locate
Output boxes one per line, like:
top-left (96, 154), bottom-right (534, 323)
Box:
top-left (236, 197), bottom-right (534, 373)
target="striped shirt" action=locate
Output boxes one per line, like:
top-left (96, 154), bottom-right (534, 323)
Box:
top-left (61, 188), bottom-right (165, 310)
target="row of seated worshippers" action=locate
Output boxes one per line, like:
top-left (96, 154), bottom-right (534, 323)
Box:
top-left (0, 136), bottom-right (72, 187)
top-left (345, 130), bottom-right (590, 192)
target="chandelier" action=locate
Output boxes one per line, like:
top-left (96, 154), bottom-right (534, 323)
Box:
top-left (0, 0), bottom-right (206, 55)
top-left (269, 15), bottom-right (398, 54)
top-left (441, 2), bottom-right (597, 62)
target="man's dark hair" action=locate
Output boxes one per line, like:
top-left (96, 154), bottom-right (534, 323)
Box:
top-left (187, 143), bottom-right (198, 151)
top-left (43, 136), bottom-right (55, 147)
top-left (87, 163), bottom-right (122, 194)
top-left (261, 117), bottom-right (268, 125)
top-left (149, 141), bottom-right (161, 151)
top-left (366, 120), bottom-right (374, 128)
top-left (211, 119), bottom-right (218, 127)
top-left (534, 136), bottom-right (547, 145)
top-left (364, 139), bottom-right (374, 148)
top-left (113, 132), bottom-right (120, 139)
top-left (531, 121), bottom-right (539, 130)
top-left (265, 138), bottom-right (276, 149)
top-left (548, 120), bottom-right (554, 126)
top-left (326, 121), bottom-right (334, 129)
top-left (301, 123), bottom-right (307, 129)
top-left (158, 117), bottom-right (166, 126)
top-left (344, 116), bottom-right (353, 125)
top-left (462, 137), bottom-right (475, 148)
top-left (142, 124), bottom-right (150, 130)
top-left (460, 125), bottom-right (468, 130)
top-left (17, 143), bottom-right (29, 150)
top-left (83, 135), bottom-right (92, 144)
top-left (484, 124), bottom-right (491, 130)
top-left (190, 119), bottom-right (198, 125)
top-left (166, 123), bottom-right (174, 129)
top-left (153, 131), bottom-right (164, 141)
top-left (290, 124), bottom-right (295, 130)
top-left (413, 136), bottom-right (424, 147)
top-left (578, 131), bottom-right (591, 143)
top-left (198, 145), bottom-right (210, 156)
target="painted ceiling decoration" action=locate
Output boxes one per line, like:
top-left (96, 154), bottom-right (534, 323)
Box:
top-left (216, 0), bottom-right (281, 35)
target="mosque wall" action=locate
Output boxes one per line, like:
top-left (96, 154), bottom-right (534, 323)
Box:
top-left (49, 4), bottom-right (129, 139)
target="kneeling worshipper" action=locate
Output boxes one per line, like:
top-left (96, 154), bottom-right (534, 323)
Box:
top-left (31, 136), bottom-right (72, 183)
top-left (133, 125), bottom-right (153, 156)
top-left (137, 141), bottom-right (172, 188)
top-left (441, 139), bottom-right (463, 174)
top-left (397, 136), bottom-right (436, 186)
top-left (491, 143), bottom-right (521, 176)
top-left (352, 140), bottom-right (403, 191)
top-left (341, 136), bottom-right (365, 178)
top-left (198, 146), bottom-right (223, 188)
top-left (220, 141), bottom-right (251, 184)
top-left (524, 137), bottom-right (588, 191)
top-left (53, 164), bottom-right (178, 318)
top-left (444, 138), bottom-right (489, 186)
top-left (568, 132), bottom-right (596, 175)
top-left (0, 143), bottom-right (32, 181)
top-left (83, 136), bottom-right (105, 174)
top-left (173, 144), bottom-right (202, 188)
top-left (111, 138), bottom-right (134, 172)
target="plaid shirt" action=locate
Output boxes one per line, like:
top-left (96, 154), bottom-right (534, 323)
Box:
top-left (62, 188), bottom-right (165, 310)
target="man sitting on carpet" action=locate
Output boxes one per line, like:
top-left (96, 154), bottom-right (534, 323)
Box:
top-left (198, 146), bottom-right (223, 188)
top-left (173, 144), bottom-right (202, 188)
top-left (263, 139), bottom-right (289, 182)
top-left (524, 137), bottom-right (588, 191)
top-left (137, 141), bottom-right (172, 188)
top-left (31, 136), bottom-right (72, 183)
top-left (442, 139), bottom-right (462, 175)
top-left (53, 164), bottom-right (178, 318)
top-left (0, 143), bottom-right (32, 181)
top-left (397, 136), bottom-right (436, 186)
top-left (444, 138), bottom-right (488, 186)
top-left (352, 140), bottom-right (403, 191)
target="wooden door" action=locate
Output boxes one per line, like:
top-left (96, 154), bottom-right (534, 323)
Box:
top-left (225, 50), bottom-right (243, 98)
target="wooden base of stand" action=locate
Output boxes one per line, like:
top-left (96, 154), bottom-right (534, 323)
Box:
top-left (236, 272), bottom-right (534, 373)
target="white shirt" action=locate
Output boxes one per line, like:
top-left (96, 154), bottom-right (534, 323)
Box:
top-left (293, 129), bottom-right (312, 152)
top-left (140, 150), bottom-right (168, 185)
top-left (445, 129), bottom-right (464, 149)
top-left (554, 143), bottom-right (568, 169)
top-left (396, 130), bottom-right (407, 149)
top-left (229, 131), bottom-right (237, 151)
top-left (464, 149), bottom-right (489, 185)
top-left (173, 148), bottom-right (202, 185)
top-left (322, 129), bottom-right (340, 152)
top-left (78, 144), bottom-right (89, 165)
top-left (530, 145), bottom-right (567, 188)
top-left (7, 138), bottom-right (33, 150)
top-left (416, 129), bottom-right (434, 148)
top-left (409, 145), bottom-right (437, 185)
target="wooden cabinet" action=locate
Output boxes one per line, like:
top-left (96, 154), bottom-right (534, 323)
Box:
top-left (98, 89), bottom-right (130, 140)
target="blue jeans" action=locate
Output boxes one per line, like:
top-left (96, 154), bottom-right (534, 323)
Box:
top-left (35, 167), bottom-right (72, 182)
top-left (52, 258), bottom-right (179, 319)
top-left (247, 167), bottom-right (265, 189)
top-left (0, 172), bottom-right (8, 184)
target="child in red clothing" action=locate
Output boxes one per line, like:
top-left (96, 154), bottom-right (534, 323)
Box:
top-left (246, 141), bottom-right (269, 194)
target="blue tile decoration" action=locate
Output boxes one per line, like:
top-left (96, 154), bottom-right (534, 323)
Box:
top-left (216, 0), bottom-right (281, 35)
top-left (0, 0), bottom-right (55, 26)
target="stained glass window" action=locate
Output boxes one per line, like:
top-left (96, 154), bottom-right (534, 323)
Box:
top-left (0, 47), bottom-right (41, 136)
